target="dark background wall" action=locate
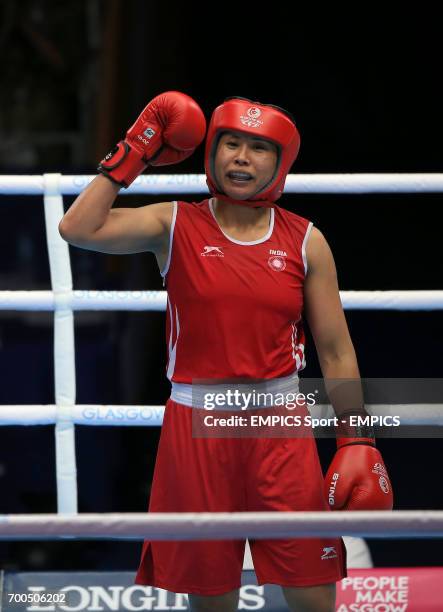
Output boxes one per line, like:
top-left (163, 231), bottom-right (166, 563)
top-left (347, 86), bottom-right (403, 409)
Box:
top-left (0, 1), bottom-right (442, 571)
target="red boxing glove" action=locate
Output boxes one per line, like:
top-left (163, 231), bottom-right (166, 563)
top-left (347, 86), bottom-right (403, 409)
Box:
top-left (98, 91), bottom-right (206, 187)
top-left (325, 437), bottom-right (393, 511)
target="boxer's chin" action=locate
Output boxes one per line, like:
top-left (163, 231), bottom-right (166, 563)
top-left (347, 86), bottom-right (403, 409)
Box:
top-left (218, 176), bottom-right (258, 201)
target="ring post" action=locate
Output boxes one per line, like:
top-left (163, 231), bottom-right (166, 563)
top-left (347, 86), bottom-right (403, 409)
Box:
top-left (43, 173), bottom-right (78, 514)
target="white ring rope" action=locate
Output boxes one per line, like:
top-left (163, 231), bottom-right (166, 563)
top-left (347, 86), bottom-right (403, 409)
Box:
top-left (0, 290), bottom-right (167, 311)
top-left (0, 404), bottom-right (441, 426)
top-left (1, 511), bottom-right (442, 540)
top-left (1, 173), bottom-right (443, 195)
top-left (1, 290), bottom-right (443, 311)
top-left (1, 173), bottom-right (442, 516)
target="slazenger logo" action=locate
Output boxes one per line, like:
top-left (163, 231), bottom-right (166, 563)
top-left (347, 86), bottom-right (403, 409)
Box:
top-left (321, 546), bottom-right (338, 560)
top-left (201, 246), bottom-right (224, 257)
top-left (240, 106), bottom-right (264, 128)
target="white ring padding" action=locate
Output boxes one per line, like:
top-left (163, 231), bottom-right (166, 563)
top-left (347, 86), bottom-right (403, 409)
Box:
top-left (2, 173), bottom-right (443, 195)
top-left (0, 404), bottom-right (442, 426)
top-left (43, 173), bottom-right (78, 514)
top-left (0, 511), bottom-right (442, 540)
top-left (1, 290), bottom-right (443, 311)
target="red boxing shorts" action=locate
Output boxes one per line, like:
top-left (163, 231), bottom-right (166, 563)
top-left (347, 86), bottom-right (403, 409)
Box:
top-left (135, 399), bottom-right (347, 595)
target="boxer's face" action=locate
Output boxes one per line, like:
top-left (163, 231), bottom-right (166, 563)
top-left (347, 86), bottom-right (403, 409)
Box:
top-left (214, 131), bottom-right (278, 200)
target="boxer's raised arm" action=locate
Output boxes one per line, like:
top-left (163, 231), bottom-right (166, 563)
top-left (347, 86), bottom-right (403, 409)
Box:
top-left (58, 176), bottom-right (173, 254)
top-left (59, 91), bottom-right (206, 254)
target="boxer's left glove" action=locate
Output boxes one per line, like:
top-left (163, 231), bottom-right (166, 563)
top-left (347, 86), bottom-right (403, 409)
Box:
top-left (98, 91), bottom-right (206, 187)
top-left (325, 416), bottom-right (393, 511)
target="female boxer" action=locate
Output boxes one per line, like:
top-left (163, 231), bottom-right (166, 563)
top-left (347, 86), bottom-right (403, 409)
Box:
top-left (59, 92), bottom-right (393, 612)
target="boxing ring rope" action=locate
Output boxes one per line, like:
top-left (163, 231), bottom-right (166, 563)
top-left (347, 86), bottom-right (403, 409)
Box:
top-left (1, 173), bottom-right (443, 194)
top-left (1, 172), bottom-right (442, 524)
top-left (0, 404), bottom-right (442, 427)
top-left (2, 289), bottom-right (443, 310)
top-left (1, 511), bottom-right (443, 541)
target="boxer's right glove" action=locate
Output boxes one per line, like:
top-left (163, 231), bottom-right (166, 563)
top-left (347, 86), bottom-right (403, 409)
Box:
top-left (98, 91), bottom-right (206, 187)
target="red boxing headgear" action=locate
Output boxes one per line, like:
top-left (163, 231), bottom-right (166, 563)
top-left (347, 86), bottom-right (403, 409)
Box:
top-left (204, 97), bottom-right (300, 208)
